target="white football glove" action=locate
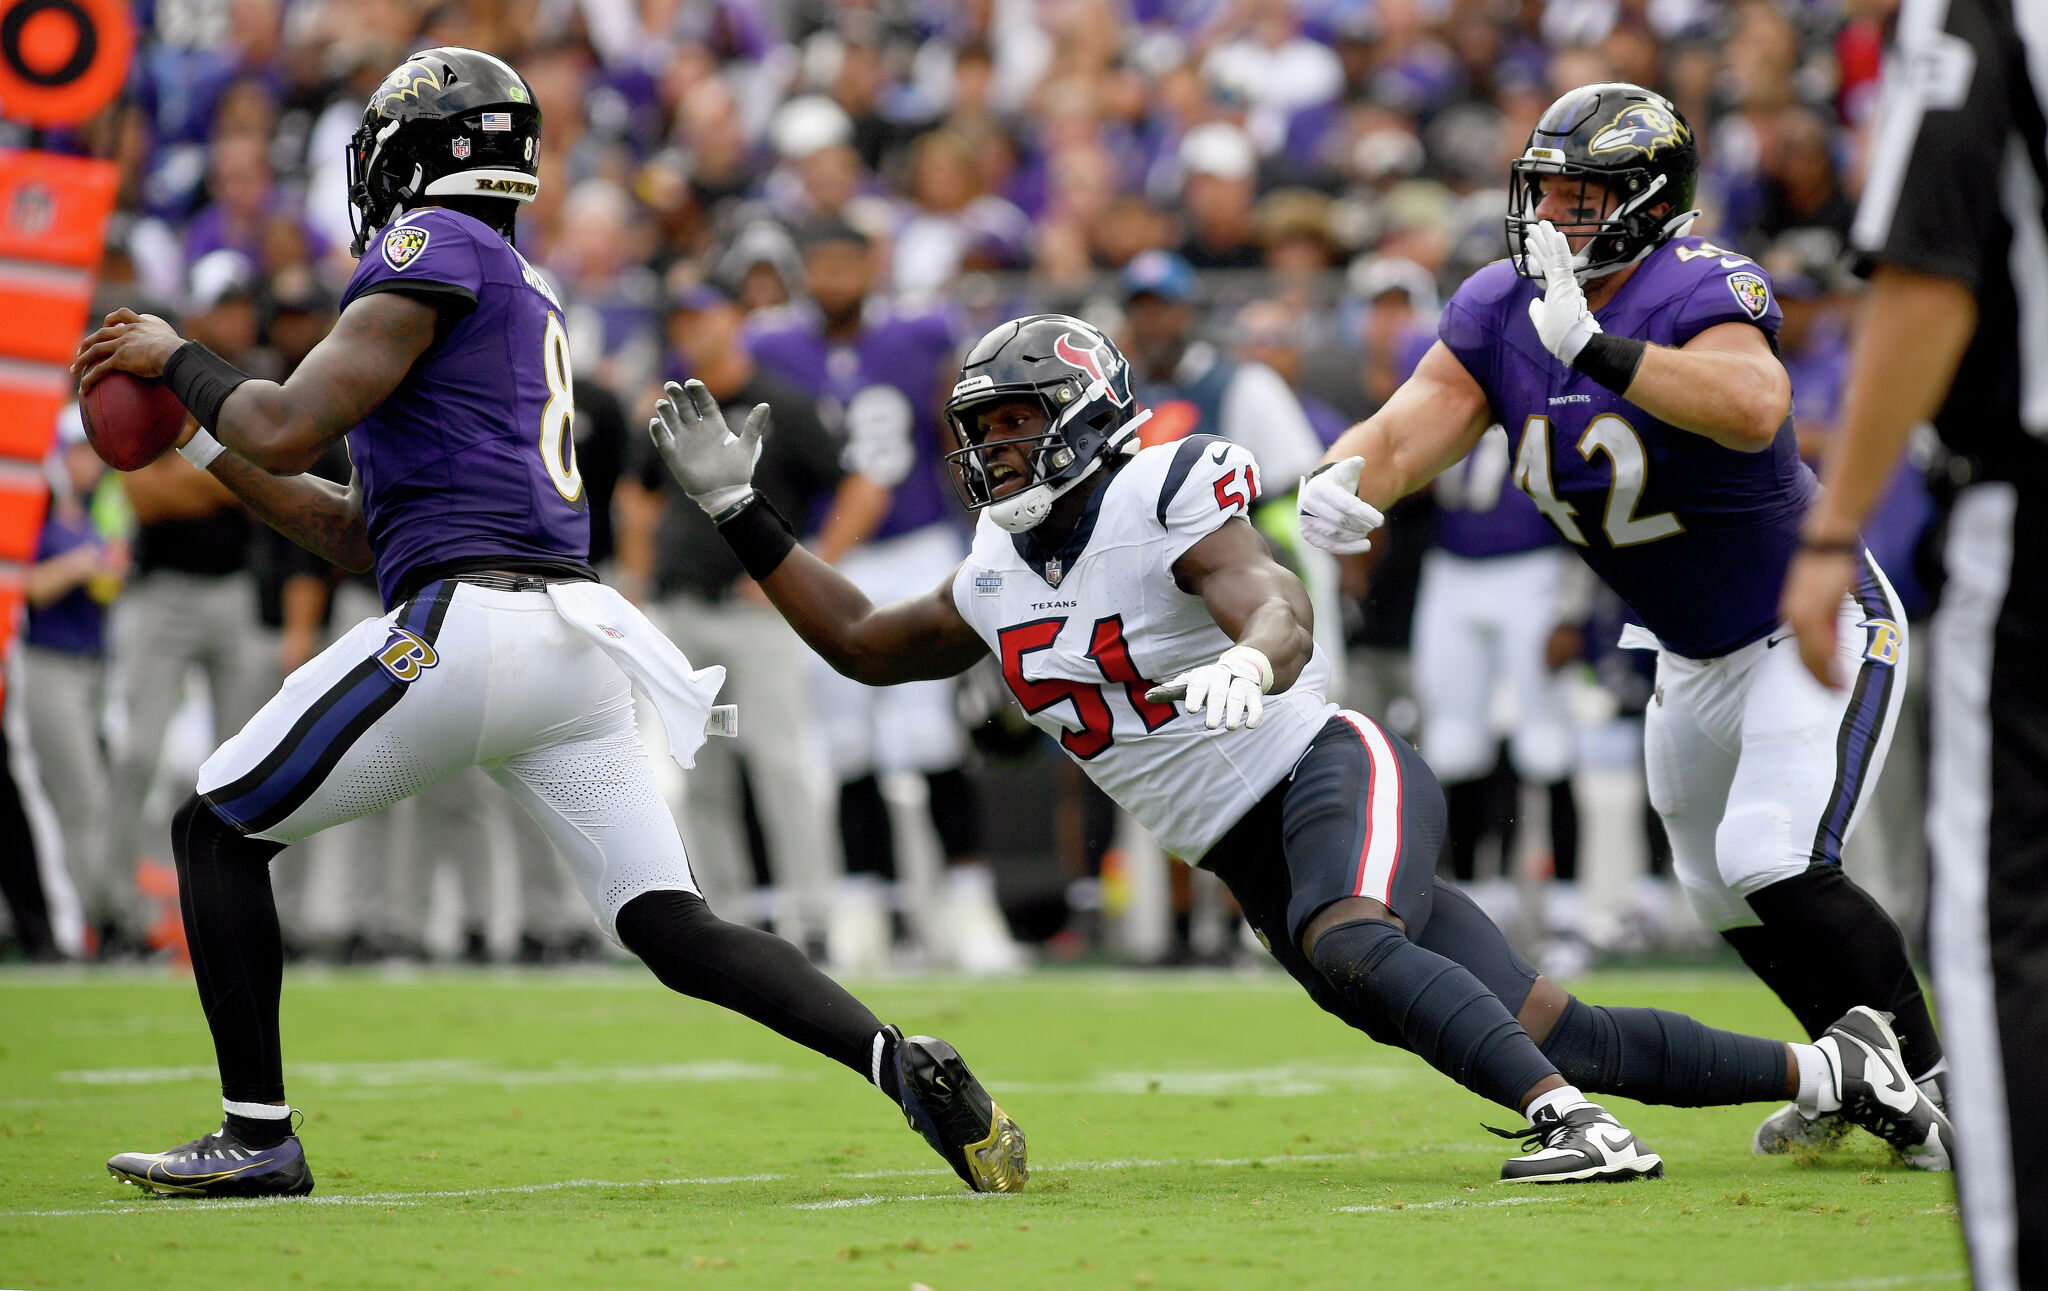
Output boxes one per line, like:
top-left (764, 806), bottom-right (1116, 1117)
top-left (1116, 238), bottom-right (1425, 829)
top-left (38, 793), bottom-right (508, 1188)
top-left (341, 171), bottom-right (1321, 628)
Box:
top-left (649, 379), bottom-right (768, 516)
top-left (1524, 220), bottom-right (1602, 365)
top-left (1296, 457), bottom-right (1385, 555)
top-left (1145, 645), bottom-right (1274, 732)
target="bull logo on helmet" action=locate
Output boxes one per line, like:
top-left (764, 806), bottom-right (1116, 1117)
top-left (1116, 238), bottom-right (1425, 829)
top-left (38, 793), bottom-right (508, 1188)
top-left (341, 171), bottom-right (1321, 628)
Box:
top-left (1052, 333), bottom-right (1129, 407)
top-left (1588, 103), bottom-right (1689, 159)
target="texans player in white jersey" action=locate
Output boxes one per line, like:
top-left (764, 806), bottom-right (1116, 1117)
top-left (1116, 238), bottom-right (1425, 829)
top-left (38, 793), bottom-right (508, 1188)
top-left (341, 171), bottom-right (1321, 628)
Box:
top-left (653, 312), bottom-right (1948, 1182)
top-left (72, 47), bottom-right (1023, 1200)
top-left (1300, 81), bottom-right (1951, 1164)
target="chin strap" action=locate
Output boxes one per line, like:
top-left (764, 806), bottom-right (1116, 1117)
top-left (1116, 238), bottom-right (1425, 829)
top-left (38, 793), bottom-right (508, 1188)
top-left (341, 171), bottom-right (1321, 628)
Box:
top-left (987, 410), bottom-right (1151, 533)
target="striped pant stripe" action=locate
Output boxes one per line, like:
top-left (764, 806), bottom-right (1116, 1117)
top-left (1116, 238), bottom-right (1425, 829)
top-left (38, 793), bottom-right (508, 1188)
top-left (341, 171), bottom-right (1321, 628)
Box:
top-left (1810, 553), bottom-right (1905, 867)
top-left (203, 582), bottom-right (455, 835)
top-left (1335, 710), bottom-right (1403, 905)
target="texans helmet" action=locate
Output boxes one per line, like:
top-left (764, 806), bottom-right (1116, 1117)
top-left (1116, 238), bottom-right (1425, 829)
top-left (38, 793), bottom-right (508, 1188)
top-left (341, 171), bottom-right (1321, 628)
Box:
top-left (943, 315), bottom-right (1152, 533)
top-left (1505, 81), bottom-right (1700, 282)
top-left (347, 47), bottom-right (542, 256)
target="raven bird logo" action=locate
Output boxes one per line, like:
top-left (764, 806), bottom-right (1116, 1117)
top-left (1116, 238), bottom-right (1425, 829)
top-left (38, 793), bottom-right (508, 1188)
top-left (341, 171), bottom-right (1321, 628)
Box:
top-left (374, 61), bottom-right (442, 111)
top-left (1053, 334), bottom-right (1128, 406)
top-left (1588, 104), bottom-right (1688, 158)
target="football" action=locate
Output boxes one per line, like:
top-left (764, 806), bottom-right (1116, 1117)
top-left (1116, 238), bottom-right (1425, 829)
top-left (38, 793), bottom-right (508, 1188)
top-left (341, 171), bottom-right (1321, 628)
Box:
top-left (80, 371), bottom-right (191, 471)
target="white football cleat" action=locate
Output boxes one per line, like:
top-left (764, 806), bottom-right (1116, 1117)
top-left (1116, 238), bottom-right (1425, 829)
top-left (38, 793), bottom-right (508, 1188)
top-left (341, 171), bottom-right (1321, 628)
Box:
top-left (1816, 1006), bottom-right (1954, 1171)
top-left (1495, 1103), bottom-right (1664, 1184)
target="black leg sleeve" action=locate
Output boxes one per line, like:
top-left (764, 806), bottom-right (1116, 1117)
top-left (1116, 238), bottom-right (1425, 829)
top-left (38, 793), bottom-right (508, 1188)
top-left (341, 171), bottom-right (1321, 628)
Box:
top-left (1540, 996), bottom-right (1789, 1107)
top-left (1745, 867), bottom-right (1944, 1079)
top-left (615, 890), bottom-right (884, 1078)
top-left (172, 794), bottom-right (288, 1104)
top-left (1310, 917), bottom-right (1559, 1111)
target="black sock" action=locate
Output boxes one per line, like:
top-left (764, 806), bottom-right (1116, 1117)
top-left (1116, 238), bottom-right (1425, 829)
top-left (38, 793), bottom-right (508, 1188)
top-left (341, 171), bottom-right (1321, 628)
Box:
top-left (1743, 867), bottom-right (1944, 1077)
top-left (616, 890), bottom-right (886, 1079)
top-left (838, 775), bottom-right (897, 881)
top-left (225, 1110), bottom-right (293, 1148)
top-left (1540, 996), bottom-right (1788, 1107)
top-left (1309, 918), bottom-right (1559, 1110)
top-left (172, 794), bottom-right (288, 1105)
top-left (1547, 780), bottom-right (1579, 882)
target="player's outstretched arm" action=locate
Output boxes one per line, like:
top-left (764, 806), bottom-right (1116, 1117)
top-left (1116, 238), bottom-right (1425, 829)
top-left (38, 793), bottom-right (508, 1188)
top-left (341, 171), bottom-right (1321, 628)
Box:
top-left (1175, 518), bottom-right (1316, 690)
top-left (75, 294), bottom-right (437, 475)
top-left (1297, 342), bottom-right (1492, 556)
top-left (1617, 323), bottom-right (1791, 452)
top-left (649, 379), bottom-right (988, 685)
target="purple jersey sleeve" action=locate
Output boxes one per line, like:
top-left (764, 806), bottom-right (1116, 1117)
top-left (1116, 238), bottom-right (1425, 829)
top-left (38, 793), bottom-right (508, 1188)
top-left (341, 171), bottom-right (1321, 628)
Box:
top-left (1664, 244), bottom-right (1783, 345)
top-left (1438, 260), bottom-right (1524, 399)
top-left (341, 208), bottom-right (488, 317)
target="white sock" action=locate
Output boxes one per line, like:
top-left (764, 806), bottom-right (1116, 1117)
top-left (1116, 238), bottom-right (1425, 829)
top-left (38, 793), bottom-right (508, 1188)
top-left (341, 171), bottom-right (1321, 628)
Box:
top-left (1792, 1041), bottom-right (1840, 1115)
top-left (1526, 1084), bottom-right (1592, 1124)
top-left (223, 1098), bottom-right (291, 1121)
top-left (948, 862), bottom-right (996, 900)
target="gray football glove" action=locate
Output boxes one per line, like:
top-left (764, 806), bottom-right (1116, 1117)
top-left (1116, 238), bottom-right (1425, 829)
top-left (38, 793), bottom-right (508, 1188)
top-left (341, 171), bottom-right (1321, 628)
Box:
top-left (649, 379), bottom-right (768, 516)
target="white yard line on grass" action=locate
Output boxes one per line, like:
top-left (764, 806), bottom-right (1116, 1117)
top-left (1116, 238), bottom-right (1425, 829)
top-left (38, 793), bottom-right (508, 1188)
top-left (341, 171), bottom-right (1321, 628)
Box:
top-left (1336, 1196), bottom-right (1559, 1214)
top-left (4, 1148), bottom-right (1485, 1218)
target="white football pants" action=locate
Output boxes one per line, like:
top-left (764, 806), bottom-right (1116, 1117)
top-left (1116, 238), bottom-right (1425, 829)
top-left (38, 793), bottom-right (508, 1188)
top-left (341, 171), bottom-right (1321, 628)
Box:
top-left (196, 580), bottom-right (699, 940)
top-left (1637, 555), bottom-right (1908, 931)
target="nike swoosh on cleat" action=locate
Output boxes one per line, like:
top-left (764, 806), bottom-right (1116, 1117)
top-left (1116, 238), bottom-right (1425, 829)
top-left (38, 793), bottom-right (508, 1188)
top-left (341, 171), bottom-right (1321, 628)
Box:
top-left (1586, 1124), bottom-right (1639, 1160)
top-left (1853, 1041), bottom-right (1921, 1114)
top-left (145, 1159), bottom-right (269, 1185)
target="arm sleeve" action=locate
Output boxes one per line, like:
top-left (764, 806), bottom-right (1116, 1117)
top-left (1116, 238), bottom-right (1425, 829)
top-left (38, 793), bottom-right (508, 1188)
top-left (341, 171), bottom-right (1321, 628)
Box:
top-left (1154, 435), bottom-right (1264, 566)
top-left (1670, 257), bottom-right (1784, 346)
top-left (1219, 362), bottom-right (1323, 484)
top-left (340, 209), bottom-right (486, 319)
top-left (1850, 0), bottom-right (2010, 287)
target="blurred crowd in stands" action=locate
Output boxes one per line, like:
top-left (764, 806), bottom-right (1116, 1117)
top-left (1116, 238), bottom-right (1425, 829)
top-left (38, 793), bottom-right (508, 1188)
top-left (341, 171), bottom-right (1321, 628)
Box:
top-left (0, 0), bottom-right (1938, 978)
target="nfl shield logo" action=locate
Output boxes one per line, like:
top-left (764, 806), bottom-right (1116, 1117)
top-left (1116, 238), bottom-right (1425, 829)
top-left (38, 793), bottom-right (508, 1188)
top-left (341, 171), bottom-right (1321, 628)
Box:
top-left (1044, 558), bottom-right (1063, 587)
top-left (382, 225), bottom-right (430, 271)
top-left (1726, 271), bottom-right (1771, 320)
top-left (451, 136), bottom-right (471, 160)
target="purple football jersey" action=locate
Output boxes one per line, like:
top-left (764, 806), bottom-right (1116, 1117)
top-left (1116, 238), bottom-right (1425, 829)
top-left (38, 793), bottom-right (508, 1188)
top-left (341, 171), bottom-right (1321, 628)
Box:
top-left (1432, 425), bottom-right (1563, 559)
top-left (1440, 236), bottom-right (1813, 658)
top-left (746, 301), bottom-right (959, 540)
top-left (341, 207), bottom-right (590, 606)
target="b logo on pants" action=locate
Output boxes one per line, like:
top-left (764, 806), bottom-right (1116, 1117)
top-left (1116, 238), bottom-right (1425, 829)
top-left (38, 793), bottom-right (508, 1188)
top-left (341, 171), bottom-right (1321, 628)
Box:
top-left (377, 627), bottom-right (439, 682)
top-left (1860, 617), bottom-right (1903, 667)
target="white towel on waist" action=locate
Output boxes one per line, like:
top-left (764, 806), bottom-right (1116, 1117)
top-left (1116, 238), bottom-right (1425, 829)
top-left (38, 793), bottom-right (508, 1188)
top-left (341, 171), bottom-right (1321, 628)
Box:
top-left (544, 580), bottom-right (725, 768)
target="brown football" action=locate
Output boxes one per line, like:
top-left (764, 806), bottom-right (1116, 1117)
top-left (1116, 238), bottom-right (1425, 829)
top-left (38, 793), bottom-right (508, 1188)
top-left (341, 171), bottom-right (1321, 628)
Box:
top-left (80, 371), bottom-right (192, 471)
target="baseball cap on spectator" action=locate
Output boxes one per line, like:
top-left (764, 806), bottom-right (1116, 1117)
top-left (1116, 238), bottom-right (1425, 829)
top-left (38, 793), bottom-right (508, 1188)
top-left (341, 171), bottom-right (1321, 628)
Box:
top-left (1348, 254), bottom-right (1440, 315)
top-left (1122, 248), bottom-right (1199, 303)
top-left (771, 95), bottom-right (855, 159)
top-left (666, 277), bottom-right (736, 314)
top-left (798, 218), bottom-right (871, 252)
top-left (56, 401), bottom-right (87, 447)
top-left (270, 265), bottom-right (336, 317)
top-left (186, 249), bottom-right (256, 315)
top-left (1179, 121), bottom-right (1256, 183)
top-left (1254, 189), bottom-right (1336, 249)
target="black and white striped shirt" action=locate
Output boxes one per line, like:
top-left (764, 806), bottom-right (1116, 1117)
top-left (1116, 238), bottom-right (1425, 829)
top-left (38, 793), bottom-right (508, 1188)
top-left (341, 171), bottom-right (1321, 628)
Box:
top-left (1852, 0), bottom-right (2048, 484)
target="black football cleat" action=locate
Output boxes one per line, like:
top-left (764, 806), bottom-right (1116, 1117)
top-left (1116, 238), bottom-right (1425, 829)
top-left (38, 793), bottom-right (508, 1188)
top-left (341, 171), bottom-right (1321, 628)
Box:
top-left (888, 1026), bottom-right (1026, 1192)
top-left (1492, 1103), bottom-right (1664, 1184)
top-left (1819, 1006), bottom-right (1954, 1171)
top-left (108, 1121), bottom-right (314, 1198)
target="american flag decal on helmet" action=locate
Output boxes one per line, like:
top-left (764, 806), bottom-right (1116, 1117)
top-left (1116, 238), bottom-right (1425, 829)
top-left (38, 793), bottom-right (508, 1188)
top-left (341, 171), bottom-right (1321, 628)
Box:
top-left (1053, 333), bottom-right (1127, 406)
top-left (480, 111), bottom-right (512, 131)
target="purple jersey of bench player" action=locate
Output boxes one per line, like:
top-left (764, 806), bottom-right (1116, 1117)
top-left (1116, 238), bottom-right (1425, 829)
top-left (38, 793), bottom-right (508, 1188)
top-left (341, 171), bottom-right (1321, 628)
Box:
top-left (746, 300), bottom-right (958, 541)
top-left (1440, 235), bottom-right (1813, 658)
top-left (340, 206), bottom-right (589, 606)
top-left (1432, 428), bottom-right (1563, 559)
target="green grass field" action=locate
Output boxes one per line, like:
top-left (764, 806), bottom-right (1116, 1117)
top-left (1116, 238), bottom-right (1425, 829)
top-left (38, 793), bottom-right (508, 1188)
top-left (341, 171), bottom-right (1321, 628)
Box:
top-left (1, 965), bottom-right (1966, 1290)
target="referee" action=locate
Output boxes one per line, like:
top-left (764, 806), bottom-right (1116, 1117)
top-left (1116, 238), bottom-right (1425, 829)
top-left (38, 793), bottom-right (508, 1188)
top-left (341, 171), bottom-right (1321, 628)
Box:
top-left (1780, 0), bottom-right (2048, 1284)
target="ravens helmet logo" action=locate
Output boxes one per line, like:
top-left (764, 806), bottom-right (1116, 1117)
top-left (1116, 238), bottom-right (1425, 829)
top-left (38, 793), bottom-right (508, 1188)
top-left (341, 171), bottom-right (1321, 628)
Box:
top-left (373, 61), bottom-right (442, 111)
top-left (1588, 104), bottom-right (1689, 158)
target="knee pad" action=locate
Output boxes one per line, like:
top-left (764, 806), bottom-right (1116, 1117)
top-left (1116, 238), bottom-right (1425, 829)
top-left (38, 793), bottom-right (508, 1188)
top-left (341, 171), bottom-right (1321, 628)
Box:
top-left (1509, 725), bottom-right (1573, 786)
top-left (1715, 801), bottom-right (1808, 897)
top-left (1422, 719), bottom-right (1493, 785)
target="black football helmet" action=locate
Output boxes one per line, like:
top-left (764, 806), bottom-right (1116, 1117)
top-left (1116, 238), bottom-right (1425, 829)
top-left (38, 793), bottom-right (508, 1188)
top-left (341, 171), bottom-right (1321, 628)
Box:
top-left (346, 47), bottom-right (542, 256)
top-left (943, 315), bottom-right (1152, 533)
top-left (1505, 82), bottom-right (1700, 281)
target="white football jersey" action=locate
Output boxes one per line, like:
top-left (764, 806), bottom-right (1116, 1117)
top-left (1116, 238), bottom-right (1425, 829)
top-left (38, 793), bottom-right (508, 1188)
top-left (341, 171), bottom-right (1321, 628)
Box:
top-left (951, 435), bottom-right (1337, 859)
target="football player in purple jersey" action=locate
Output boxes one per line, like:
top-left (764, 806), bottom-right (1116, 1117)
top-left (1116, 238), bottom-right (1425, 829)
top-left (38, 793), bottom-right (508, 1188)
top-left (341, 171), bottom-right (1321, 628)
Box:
top-left (1301, 81), bottom-right (1951, 1164)
top-left (72, 47), bottom-right (1024, 1200)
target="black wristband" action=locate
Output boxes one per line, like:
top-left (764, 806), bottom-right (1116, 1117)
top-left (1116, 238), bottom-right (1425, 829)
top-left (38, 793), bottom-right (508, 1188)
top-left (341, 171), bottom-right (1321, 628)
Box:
top-left (714, 493), bottom-right (798, 581)
top-left (1797, 536), bottom-right (1861, 555)
top-left (161, 341), bottom-right (252, 430)
top-left (1570, 333), bottom-right (1648, 395)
